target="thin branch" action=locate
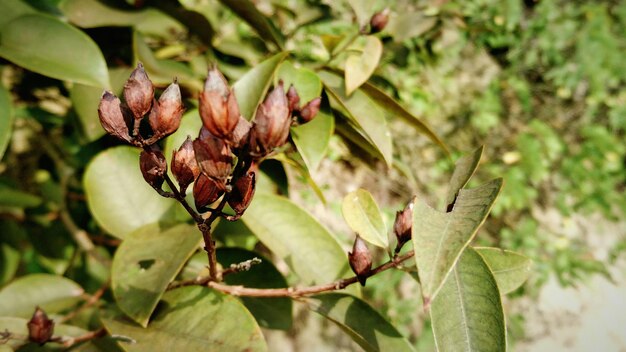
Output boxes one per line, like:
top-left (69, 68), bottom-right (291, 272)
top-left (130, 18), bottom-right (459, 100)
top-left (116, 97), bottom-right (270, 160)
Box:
top-left (59, 281), bottom-right (109, 324)
top-left (221, 257), bottom-right (262, 276)
top-left (51, 327), bottom-right (107, 348)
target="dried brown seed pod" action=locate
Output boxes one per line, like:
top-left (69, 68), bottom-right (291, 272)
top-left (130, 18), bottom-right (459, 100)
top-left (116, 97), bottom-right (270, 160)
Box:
top-left (199, 67), bottom-right (240, 139)
top-left (171, 136), bottom-right (200, 193)
top-left (193, 135), bottom-right (232, 181)
top-left (228, 171), bottom-right (256, 215)
top-left (98, 91), bottom-right (132, 142)
top-left (124, 62), bottom-right (154, 119)
top-left (193, 173), bottom-right (225, 209)
top-left (148, 79), bottom-right (184, 140)
top-left (139, 148), bottom-right (167, 191)
top-left (230, 116), bottom-right (252, 149)
top-left (252, 81), bottom-right (291, 153)
top-left (394, 197), bottom-right (414, 252)
top-left (369, 9), bottom-right (390, 34)
top-left (348, 235), bottom-right (372, 286)
top-left (27, 307), bottom-right (54, 344)
top-left (286, 84), bottom-right (300, 113)
top-left (299, 97), bottom-right (321, 124)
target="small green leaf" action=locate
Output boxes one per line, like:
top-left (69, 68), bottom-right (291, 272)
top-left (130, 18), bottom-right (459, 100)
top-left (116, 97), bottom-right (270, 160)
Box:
top-left (217, 248), bottom-right (292, 330)
top-left (430, 248), bottom-right (506, 352)
top-left (342, 189), bottom-right (388, 248)
top-left (0, 0), bottom-right (36, 28)
top-left (475, 247), bottom-right (532, 294)
top-left (0, 317), bottom-right (88, 350)
top-left (243, 194), bottom-right (350, 285)
top-left (0, 244), bottom-right (20, 286)
top-left (359, 80), bottom-right (449, 155)
top-left (84, 146), bottom-right (175, 239)
top-left (233, 52), bottom-right (289, 120)
top-left (0, 14), bottom-right (109, 87)
top-left (387, 12), bottom-right (437, 42)
top-left (276, 61), bottom-right (322, 102)
top-left (307, 293), bottom-right (415, 352)
top-left (320, 70), bottom-right (392, 166)
top-left (0, 82), bottom-right (13, 159)
top-left (102, 286), bottom-right (267, 352)
top-left (218, 0), bottom-right (285, 49)
top-left (112, 223), bottom-right (202, 327)
top-left (345, 36), bottom-right (382, 96)
top-left (444, 146), bottom-right (484, 210)
top-left (0, 274), bottom-right (84, 318)
top-left (0, 183), bottom-right (42, 208)
top-left (413, 178), bottom-right (503, 303)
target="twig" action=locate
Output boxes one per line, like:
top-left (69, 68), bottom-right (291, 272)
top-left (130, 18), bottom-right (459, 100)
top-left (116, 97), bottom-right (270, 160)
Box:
top-left (58, 281), bottom-right (109, 324)
top-left (221, 257), bottom-right (262, 276)
top-left (51, 327), bottom-right (107, 348)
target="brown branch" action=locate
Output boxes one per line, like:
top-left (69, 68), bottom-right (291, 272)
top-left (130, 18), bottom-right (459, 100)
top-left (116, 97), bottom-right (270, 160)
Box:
top-left (51, 327), bottom-right (107, 348)
top-left (59, 281), bottom-right (109, 324)
top-left (168, 250), bottom-right (415, 297)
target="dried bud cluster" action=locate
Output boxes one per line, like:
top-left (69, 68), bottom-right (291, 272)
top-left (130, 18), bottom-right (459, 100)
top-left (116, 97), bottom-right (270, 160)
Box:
top-left (394, 198), bottom-right (415, 253)
top-left (28, 307), bottom-right (54, 344)
top-left (98, 63), bottom-right (184, 146)
top-left (349, 235), bottom-right (372, 286)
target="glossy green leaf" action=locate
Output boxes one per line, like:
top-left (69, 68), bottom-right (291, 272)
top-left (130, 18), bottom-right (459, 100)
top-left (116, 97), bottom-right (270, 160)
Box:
top-left (243, 194), bottom-right (350, 285)
top-left (430, 248), bottom-right (506, 352)
top-left (307, 293), bottom-right (415, 352)
top-left (475, 247), bottom-right (532, 294)
top-left (0, 83), bottom-right (12, 160)
top-left (345, 36), bottom-right (382, 96)
top-left (346, 0), bottom-right (376, 27)
top-left (0, 274), bottom-right (84, 318)
top-left (218, 0), bottom-right (285, 49)
top-left (84, 146), bottom-right (175, 239)
top-left (413, 178), bottom-right (503, 304)
top-left (0, 183), bottom-right (41, 208)
top-left (112, 223), bottom-right (201, 327)
top-left (70, 68), bottom-right (133, 142)
top-left (102, 286), bottom-right (267, 352)
top-left (0, 14), bottom-right (109, 87)
top-left (0, 317), bottom-right (88, 350)
top-left (387, 12), bottom-right (437, 42)
top-left (0, 0), bottom-right (35, 28)
top-left (233, 52), bottom-right (289, 120)
top-left (342, 189), bottom-right (388, 248)
top-left (217, 248), bottom-right (292, 330)
top-left (359, 80), bottom-right (449, 155)
top-left (320, 70), bottom-right (393, 166)
top-left (444, 146), bottom-right (484, 210)
top-left (0, 244), bottom-right (19, 286)
top-left (276, 61), bottom-right (322, 102)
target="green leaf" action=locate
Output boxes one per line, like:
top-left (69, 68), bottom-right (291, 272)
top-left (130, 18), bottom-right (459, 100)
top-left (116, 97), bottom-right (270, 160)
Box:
top-left (430, 248), bottom-right (506, 352)
top-left (0, 82), bottom-right (13, 160)
top-left (70, 68), bottom-right (133, 141)
top-left (341, 189), bottom-right (388, 248)
top-left (0, 14), bottom-right (109, 87)
top-left (0, 244), bottom-right (19, 286)
top-left (412, 178), bottom-right (503, 304)
top-left (112, 223), bottom-right (201, 327)
top-left (84, 146), bottom-right (175, 239)
top-left (0, 274), bottom-right (84, 318)
top-left (217, 248), bottom-right (292, 330)
top-left (233, 52), bottom-right (289, 120)
top-left (60, 0), bottom-right (173, 30)
top-left (0, 0), bottom-right (36, 28)
top-left (218, 0), bottom-right (285, 49)
top-left (359, 80), bottom-right (449, 155)
top-left (307, 293), bottom-right (415, 352)
top-left (102, 286), bottom-right (267, 352)
top-left (444, 146), bottom-right (484, 210)
top-left (0, 317), bottom-right (87, 350)
top-left (276, 61), bottom-right (322, 102)
top-left (387, 12), bottom-right (437, 42)
top-left (475, 247), bottom-right (532, 294)
top-left (345, 36), bottom-right (382, 96)
top-left (0, 183), bottom-right (42, 208)
top-left (319, 70), bottom-right (393, 166)
top-left (242, 194), bottom-right (350, 285)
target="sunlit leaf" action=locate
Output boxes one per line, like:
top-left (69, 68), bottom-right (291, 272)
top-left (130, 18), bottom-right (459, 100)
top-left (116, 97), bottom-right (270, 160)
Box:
top-left (112, 223), bottom-right (201, 327)
top-left (217, 248), bottom-right (292, 330)
top-left (387, 12), bottom-right (437, 42)
top-left (307, 293), bottom-right (415, 352)
top-left (243, 194), bottom-right (351, 285)
top-left (0, 317), bottom-right (88, 350)
top-left (475, 247), bottom-right (532, 294)
top-left (444, 146), bottom-right (484, 210)
top-left (0, 274), bottom-right (84, 318)
top-left (413, 178), bottom-right (503, 304)
top-left (0, 83), bottom-right (13, 159)
top-left (0, 0), bottom-right (35, 29)
top-left (84, 146), bottom-right (175, 239)
top-left (430, 248), bottom-right (506, 352)
top-left (0, 183), bottom-right (41, 208)
top-left (233, 52), bottom-right (289, 120)
top-left (0, 244), bottom-right (19, 286)
top-left (0, 14), bottom-right (109, 87)
top-left (345, 36), bottom-right (382, 95)
top-left (102, 286), bottom-right (267, 351)
top-left (218, 0), bottom-right (285, 49)
top-left (342, 189), bottom-right (388, 248)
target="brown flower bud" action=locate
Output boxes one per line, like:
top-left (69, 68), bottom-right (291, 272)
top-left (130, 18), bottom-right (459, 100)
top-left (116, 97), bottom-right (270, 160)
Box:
top-left (228, 171), bottom-right (256, 215)
top-left (124, 62), bottom-right (154, 119)
top-left (299, 97), bottom-right (321, 123)
top-left (252, 81), bottom-right (291, 152)
top-left (348, 235), bottom-right (372, 286)
top-left (286, 84), bottom-right (300, 112)
top-left (149, 80), bottom-right (184, 140)
top-left (193, 173), bottom-right (225, 209)
top-left (199, 68), bottom-right (240, 139)
top-left (193, 135), bottom-right (232, 181)
top-left (171, 136), bottom-right (200, 193)
top-left (98, 91), bottom-right (132, 142)
top-left (28, 307), bottom-right (54, 344)
top-left (394, 198), bottom-right (414, 252)
top-left (369, 9), bottom-right (389, 34)
top-left (140, 148), bottom-right (167, 191)
top-left (230, 116), bottom-right (252, 148)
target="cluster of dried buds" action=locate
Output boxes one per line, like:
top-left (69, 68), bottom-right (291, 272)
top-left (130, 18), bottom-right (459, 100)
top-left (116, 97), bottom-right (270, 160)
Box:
top-left (99, 63), bottom-right (321, 217)
top-left (27, 307), bottom-right (54, 344)
top-left (348, 197), bottom-right (414, 285)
